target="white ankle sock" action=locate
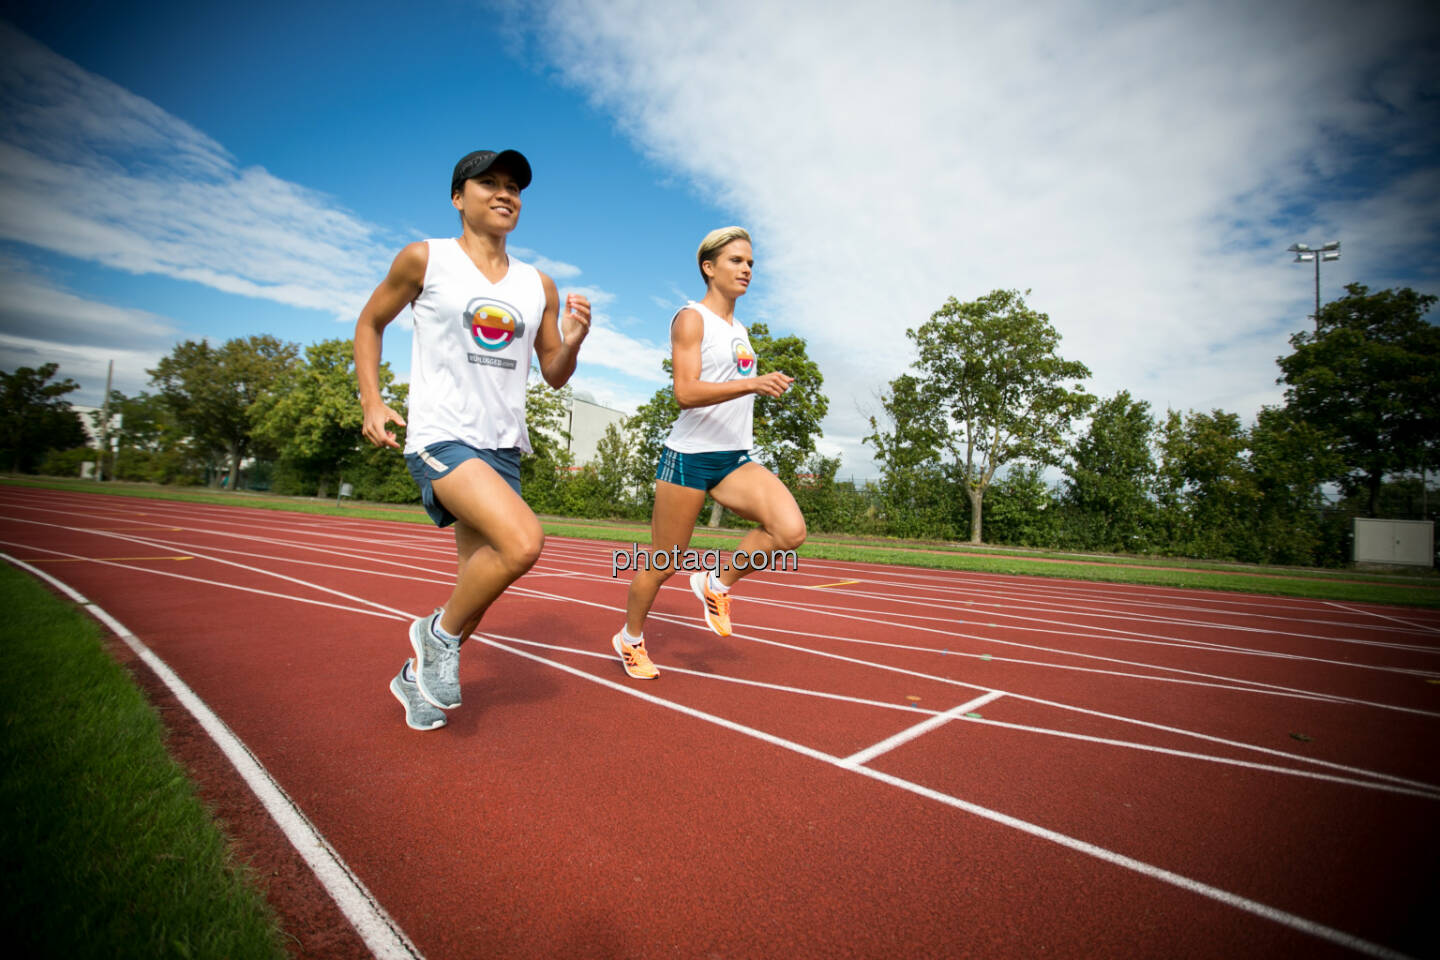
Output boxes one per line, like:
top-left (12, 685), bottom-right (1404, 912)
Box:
top-left (708, 571), bottom-right (729, 594)
top-left (622, 627), bottom-right (644, 644)
top-left (431, 615), bottom-right (460, 644)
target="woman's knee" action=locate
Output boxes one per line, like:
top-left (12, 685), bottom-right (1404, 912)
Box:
top-left (771, 516), bottom-right (807, 551)
top-left (500, 526), bottom-right (544, 574)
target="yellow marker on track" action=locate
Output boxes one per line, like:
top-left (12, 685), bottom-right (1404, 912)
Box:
top-left (810, 579), bottom-right (860, 589)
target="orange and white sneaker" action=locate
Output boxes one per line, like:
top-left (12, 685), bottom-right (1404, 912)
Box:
top-left (612, 631), bottom-right (659, 680)
top-left (690, 571), bottom-right (732, 637)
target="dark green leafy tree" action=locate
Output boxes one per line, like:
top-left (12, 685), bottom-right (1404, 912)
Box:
top-left (747, 321), bottom-right (828, 483)
top-left (149, 336), bottom-right (300, 489)
top-left (89, 390), bottom-right (200, 484)
top-left (592, 421), bottom-right (635, 511)
top-left (1154, 408), bottom-right (1256, 559)
top-left (864, 373), bottom-right (959, 539)
top-left (252, 338), bottom-right (397, 497)
top-left (1064, 391), bottom-right (1157, 551)
top-left (0, 363), bottom-right (86, 474)
top-left (1277, 283), bottom-right (1440, 516)
top-left (891, 289), bottom-right (1094, 543)
top-left (1247, 404), bottom-right (1345, 564)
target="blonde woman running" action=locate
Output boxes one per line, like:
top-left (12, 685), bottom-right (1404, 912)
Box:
top-left (612, 227), bottom-right (807, 679)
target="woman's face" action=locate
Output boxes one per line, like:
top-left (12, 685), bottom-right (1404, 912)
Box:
top-left (452, 165), bottom-right (524, 232)
top-left (704, 239), bottom-right (753, 298)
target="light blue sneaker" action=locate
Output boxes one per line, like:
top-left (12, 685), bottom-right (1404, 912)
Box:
top-left (390, 659), bottom-right (446, 731)
top-left (410, 611), bottom-right (461, 709)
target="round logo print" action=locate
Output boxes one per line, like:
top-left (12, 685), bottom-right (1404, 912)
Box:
top-left (732, 339), bottom-right (756, 376)
top-left (463, 298), bottom-right (525, 351)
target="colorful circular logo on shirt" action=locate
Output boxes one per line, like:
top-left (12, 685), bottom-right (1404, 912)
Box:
top-left (462, 297), bottom-right (525, 351)
top-left (732, 339), bottom-right (756, 376)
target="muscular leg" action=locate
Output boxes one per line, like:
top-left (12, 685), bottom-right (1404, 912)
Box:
top-left (625, 480), bottom-right (707, 636)
top-left (708, 462), bottom-right (807, 589)
top-left (430, 458), bottom-right (544, 637)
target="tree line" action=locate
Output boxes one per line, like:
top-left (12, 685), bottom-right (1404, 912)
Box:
top-left (3, 281), bottom-right (1434, 568)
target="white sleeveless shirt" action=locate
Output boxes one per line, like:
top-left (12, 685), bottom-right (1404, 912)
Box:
top-left (404, 239), bottom-right (545, 454)
top-left (664, 301), bottom-right (757, 453)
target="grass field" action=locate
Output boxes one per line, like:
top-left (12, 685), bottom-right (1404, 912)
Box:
top-left (0, 560), bottom-right (290, 960)
top-left (6, 475), bottom-right (1437, 608)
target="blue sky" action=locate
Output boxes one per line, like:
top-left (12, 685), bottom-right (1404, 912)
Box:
top-left (2, 0), bottom-right (1437, 479)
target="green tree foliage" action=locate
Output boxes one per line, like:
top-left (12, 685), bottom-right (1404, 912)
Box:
top-left (747, 321), bottom-right (829, 483)
top-left (865, 374), bottom-right (960, 539)
top-left (592, 421), bottom-right (636, 510)
top-left (873, 289), bottom-right (1094, 543)
top-left (252, 338), bottom-right (398, 497)
top-left (343, 381), bottom-right (416, 502)
top-left (0, 363), bottom-right (86, 474)
top-left (90, 390), bottom-right (203, 484)
top-left (1277, 283), bottom-right (1440, 516)
top-left (984, 463), bottom-right (1063, 548)
top-left (1246, 405), bottom-right (1345, 565)
top-left (1064, 391), bottom-right (1158, 551)
top-left (149, 336), bottom-right (300, 489)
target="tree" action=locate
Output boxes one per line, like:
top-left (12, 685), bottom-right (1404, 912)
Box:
top-left (89, 390), bottom-right (200, 484)
top-left (1277, 283), bottom-right (1440, 516)
top-left (592, 421), bottom-right (635, 510)
top-left (747, 321), bottom-right (829, 483)
top-left (1065, 390), bottom-right (1157, 551)
top-left (896, 289), bottom-right (1094, 544)
top-left (1247, 405), bottom-right (1344, 564)
top-left (0, 363), bottom-right (86, 474)
top-left (149, 336), bottom-right (300, 489)
top-left (864, 373), bottom-right (960, 540)
top-left (252, 338), bottom-right (396, 497)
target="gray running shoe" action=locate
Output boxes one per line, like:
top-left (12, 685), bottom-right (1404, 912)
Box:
top-left (410, 611), bottom-right (462, 709)
top-left (390, 659), bottom-right (446, 731)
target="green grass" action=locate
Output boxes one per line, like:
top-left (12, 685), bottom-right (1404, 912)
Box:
top-left (7, 475), bottom-right (1439, 608)
top-left (0, 561), bottom-right (290, 960)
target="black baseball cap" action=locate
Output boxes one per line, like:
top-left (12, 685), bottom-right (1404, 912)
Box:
top-left (450, 149), bottom-right (532, 195)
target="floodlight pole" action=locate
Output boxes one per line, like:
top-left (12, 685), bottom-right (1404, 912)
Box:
top-left (1287, 240), bottom-right (1340, 330)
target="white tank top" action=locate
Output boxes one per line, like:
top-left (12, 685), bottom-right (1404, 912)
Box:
top-left (664, 301), bottom-right (757, 453)
top-left (404, 239), bottom-right (545, 454)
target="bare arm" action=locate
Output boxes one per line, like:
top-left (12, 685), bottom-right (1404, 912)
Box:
top-left (533, 272), bottom-right (591, 388)
top-left (355, 242), bottom-right (427, 449)
top-left (671, 308), bottom-right (792, 409)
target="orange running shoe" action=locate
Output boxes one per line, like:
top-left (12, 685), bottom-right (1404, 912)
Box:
top-left (612, 631), bottom-right (659, 679)
top-left (690, 571), bottom-right (732, 637)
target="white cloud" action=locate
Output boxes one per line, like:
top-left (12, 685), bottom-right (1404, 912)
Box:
top-left (0, 22), bottom-right (394, 321)
top-left (529, 0), bottom-right (1440, 476)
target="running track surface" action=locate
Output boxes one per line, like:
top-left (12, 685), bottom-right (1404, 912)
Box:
top-left (2, 486), bottom-right (1438, 960)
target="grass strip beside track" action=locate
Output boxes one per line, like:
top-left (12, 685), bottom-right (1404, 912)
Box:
top-left (0, 561), bottom-right (290, 960)
top-left (6, 476), bottom-right (1439, 608)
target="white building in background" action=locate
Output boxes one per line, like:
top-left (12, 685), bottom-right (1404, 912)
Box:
top-left (562, 393), bottom-right (630, 464)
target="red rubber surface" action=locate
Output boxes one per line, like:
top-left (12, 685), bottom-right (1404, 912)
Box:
top-left (3, 486), bottom-right (1437, 959)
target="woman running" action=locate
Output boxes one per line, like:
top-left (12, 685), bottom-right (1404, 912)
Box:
top-left (355, 149), bottom-right (591, 730)
top-left (612, 226), bottom-right (806, 679)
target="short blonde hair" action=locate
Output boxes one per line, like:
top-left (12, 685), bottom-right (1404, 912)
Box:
top-left (696, 226), bottom-right (752, 283)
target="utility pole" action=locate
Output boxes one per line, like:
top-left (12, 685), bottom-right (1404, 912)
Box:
top-left (97, 360), bottom-right (114, 481)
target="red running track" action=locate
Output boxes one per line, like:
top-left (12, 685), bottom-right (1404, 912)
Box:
top-left (2, 486), bottom-right (1438, 959)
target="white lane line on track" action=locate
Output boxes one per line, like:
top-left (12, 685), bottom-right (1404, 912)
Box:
top-left (10, 513), bottom-right (1437, 726)
top-left (368, 633), bottom-right (1440, 799)
top-left (479, 631), bottom-right (1417, 960)
top-left (8, 517), bottom-right (1365, 707)
top-left (736, 589), bottom-right (1440, 682)
top-left (842, 691), bottom-right (1006, 767)
top-left (1326, 601), bottom-right (1440, 636)
top-left (0, 553), bottom-right (425, 960)
top-left (8, 520), bottom-right (1437, 783)
top-left (3, 502), bottom-right (1429, 954)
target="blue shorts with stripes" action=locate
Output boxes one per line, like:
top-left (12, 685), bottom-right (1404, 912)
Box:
top-left (404, 441), bottom-right (522, 528)
top-left (655, 446), bottom-right (751, 491)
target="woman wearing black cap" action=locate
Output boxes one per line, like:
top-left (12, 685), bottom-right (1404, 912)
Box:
top-left (355, 149), bottom-right (591, 731)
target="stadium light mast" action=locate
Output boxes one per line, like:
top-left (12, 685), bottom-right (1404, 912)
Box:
top-left (1288, 240), bottom-right (1340, 330)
